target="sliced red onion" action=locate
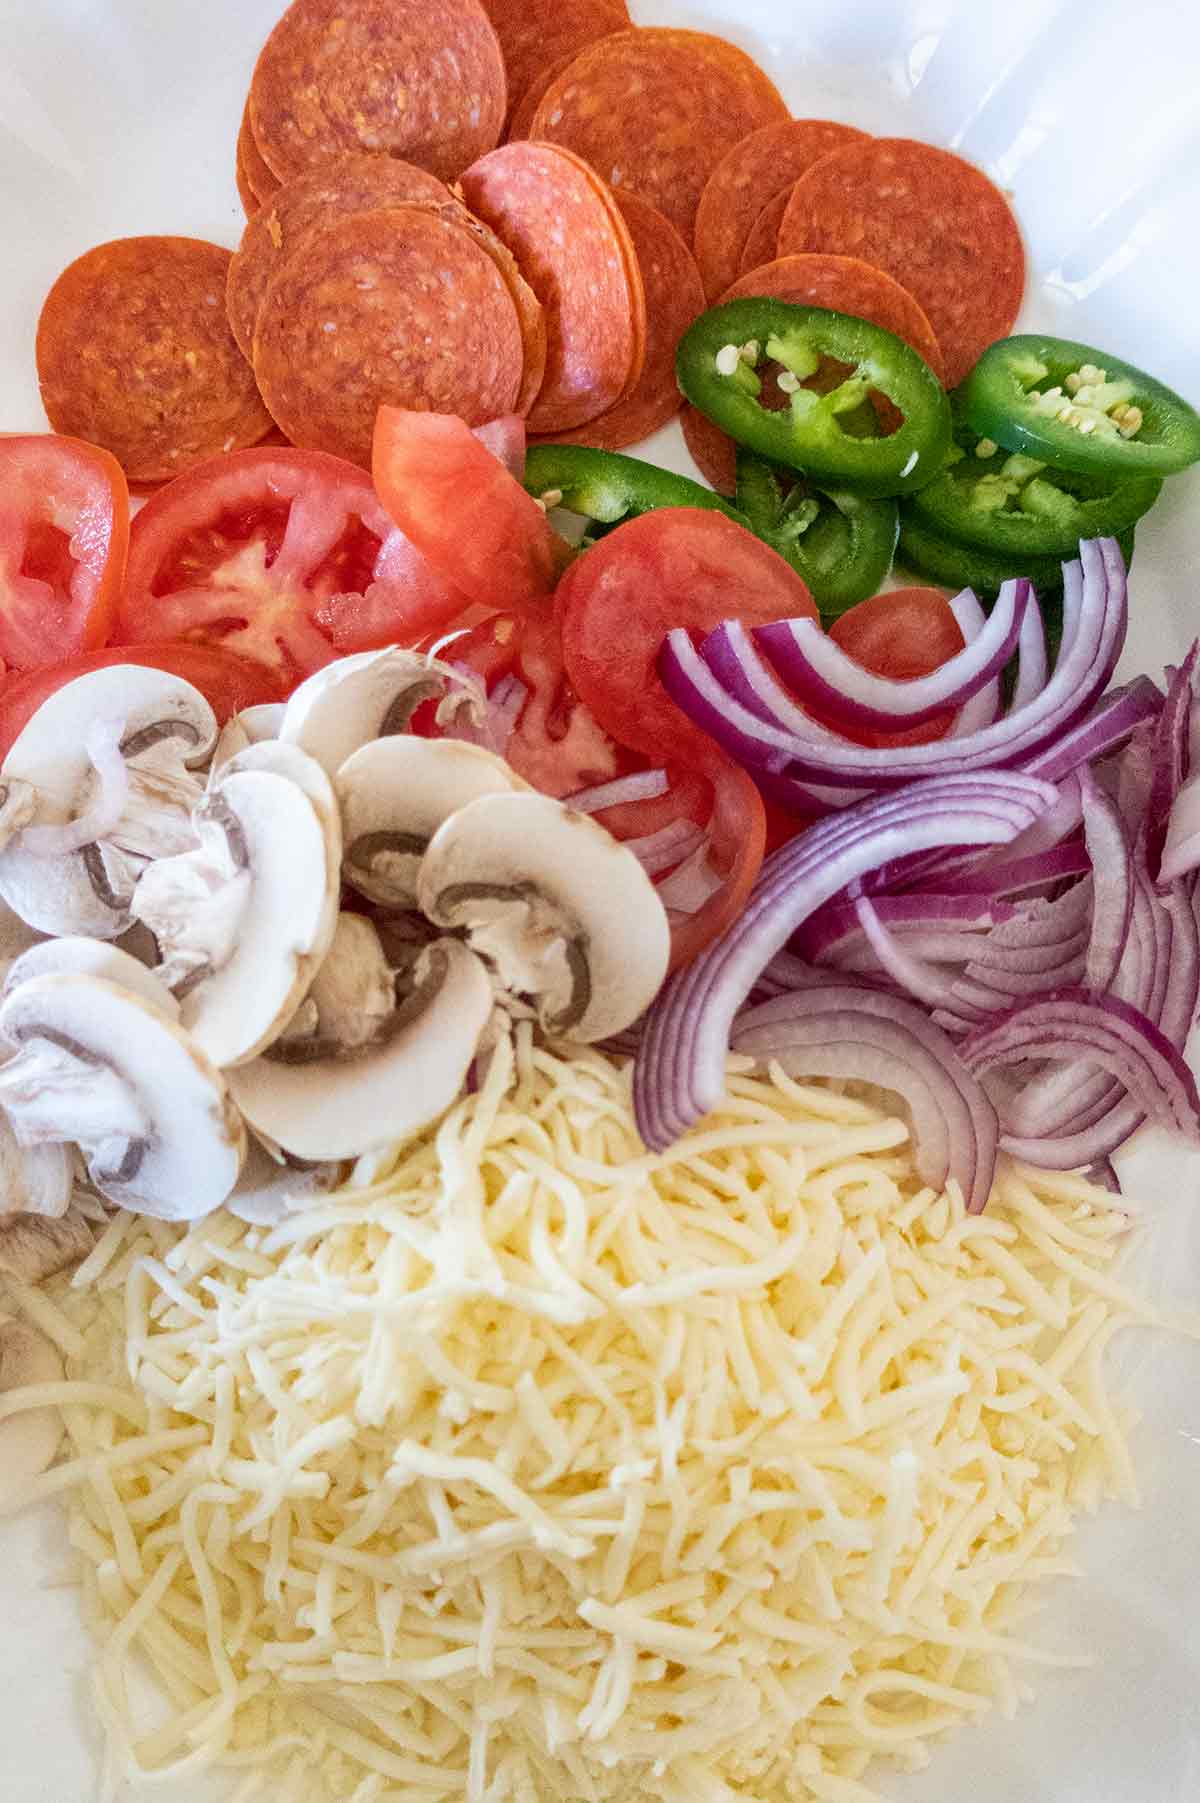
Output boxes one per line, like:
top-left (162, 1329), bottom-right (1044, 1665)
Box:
top-left (753, 578), bottom-right (1026, 732)
top-left (566, 768), bottom-right (669, 813)
top-left (664, 538), bottom-right (1126, 788)
top-left (1022, 677), bottom-right (1162, 782)
top-left (933, 843), bottom-right (1092, 898)
top-left (654, 838), bottom-right (720, 912)
top-left (445, 671), bottom-right (529, 757)
top-left (731, 980), bottom-right (999, 1211)
top-left (1010, 580), bottom-right (1049, 712)
top-left (960, 988), bottom-right (1200, 1165)
top-left (850, 892), bottom-right (968, 1010)
top-left (633, 769), bottom-right (1056, 1154)
top-left (1146, 641), bottom-right (1197, 879)
top-left (20, 716), bottom-right (130, 857)
top-left (798, 892), bottom-right (1017, 966)
top-left (1079, 768), bottom-right (1133, 990)
top-left (945, 587), bottom-right (1001, 735)
top-left (944, 883), bottom-right (1093, 1023)
top-left (1159, 772), bottom-right (1200, 882)
top-left (626, 818), bottom-right (707, 876)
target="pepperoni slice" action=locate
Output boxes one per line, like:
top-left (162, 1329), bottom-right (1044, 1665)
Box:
top-left (235, 138), bottom-right (259, 221)
top-left (236, 103), bottom-right (281, 215)
top-left (724, 253), bottom-right (944, 379)
top-left (36, 237), bottom-right (274, 485)
top-left (529, 28), bottom-right (789, 238)
top-left (532, 191), bottom-right (703, 452)
top-left (482, 0), bottom-right (628, 128)
top-left (506, 49), bottom-right (578, 142)
top-left (460, 142), bottom-right (644, 434)
top-left (681, 402), bottom-right (737, 495)
top-left (252, 206), bottom-right (525, 467)
top-left (248, 0), bottom-right (507, 185)
top-left (694, 119), bottom-right (868, 302)
top-left (777, 137), bottom-right (1025, 388)
top-left (738, 186), bottom-right (793, 279)
top-left (227, 155), bottom-right (453, 359)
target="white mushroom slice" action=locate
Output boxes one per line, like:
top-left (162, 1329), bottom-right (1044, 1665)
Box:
top-left (226, 1139), bottom-right (341, 1226)
top-left (0, 666), bottom-right (216, 937)
top-left (3, 937), bottom-right (180, 1019)
top-left (131, 750), bottom-right (340, 1067)
top-left (417, 792), bottom-right (671, 1043)
top-left (229, 933), bottom-right (492, 1161)
top-left (0, 1313), bottom-right (65, 1504)
top-left (0, 1112), bottom-right (73, 1219)
top-left (0, 974), bottom-right (245, 1221)
top-left (0, 1207), bottom-right (94, 1285)
top-left (278, 647), bottom-right (466, 777)
top-left (336, 737), bottom-right (527, 907)
top-left (212, 703), bottom-right (286, 772)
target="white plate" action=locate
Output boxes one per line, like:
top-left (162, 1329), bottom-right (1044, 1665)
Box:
top-left (2, 2), bottom-right (1200, 1798)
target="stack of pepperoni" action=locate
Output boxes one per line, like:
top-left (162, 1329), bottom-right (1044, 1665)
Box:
top-left (34, 0), bottom-right (1025, 489)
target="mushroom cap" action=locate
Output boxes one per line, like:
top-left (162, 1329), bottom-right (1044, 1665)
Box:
top-left (133, 749), bottom-right (341, 1068)
top-left (0, 1312), bottom-right (65, 1503)
top-left (228, 937), bottom-right (493, 1161)
top-left (0, 973), bottom-right (245, 1221)
top-left (417, 793), bottom-right (671, 1043)
top-left (212, 702), bottom-right (286, 773)
top-left (278, 648), bottom-right (457, 777)
top-left (336, 736), bottom-right (527, 908)
top-left (3, 936), bottom-right (181, 1019)
top-left (0, 666), bottom-right (216, 938)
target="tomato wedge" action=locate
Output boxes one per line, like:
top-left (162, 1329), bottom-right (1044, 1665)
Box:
top-left (829, 585), bottom-right (965, 748)
top-left (373, 408), bottom-right (564, 613)
top-left (557, 509), bottom-right (818, 967)
top-left (116, 447), bottom-right (470, 682)
top-left (0, 435), bottom-right (128, 673)
top-left (0, 642), bottom-right (287, 763)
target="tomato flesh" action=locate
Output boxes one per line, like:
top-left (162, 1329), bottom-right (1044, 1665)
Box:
top-left (0, 434), bottom-right (128, 673)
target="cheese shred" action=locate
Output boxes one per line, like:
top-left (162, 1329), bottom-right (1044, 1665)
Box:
top-left (1, 1031), bottom-right (1182, 1802)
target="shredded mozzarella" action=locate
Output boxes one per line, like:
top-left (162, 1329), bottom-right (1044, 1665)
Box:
top-left (0, 1031), bottom-right (1186, 1802)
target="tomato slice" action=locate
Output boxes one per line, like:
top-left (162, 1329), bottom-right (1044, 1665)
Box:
top-left (828, 585), bottom-right (965, 748)
top-left (0, 642), bottom-right (287, 763)
top-left (373, 408), bottom-right (564, 613)
top-left (117, 447), bottom-right (470, 682)
top-left (0, 435), bottom-right (128, 673)
top-left (557, 509), bottom-right (817, 967)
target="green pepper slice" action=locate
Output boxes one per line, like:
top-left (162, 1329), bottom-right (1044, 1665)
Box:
top-left (676, 299), bottom-right (952, 498)
top-left (962, 335), bottom-right (1200, 479)
top-left (897, 511), bottom-right (1135, 601)
top-left (735, 450), bottom-right (898, 618)
top-left (523, 443), bottom-right (746, 529)
top-left (906, 422), bottom-right (1161, 557)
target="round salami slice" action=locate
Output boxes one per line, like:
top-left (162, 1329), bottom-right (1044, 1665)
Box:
top-left (248, 0), bottom-right (507, 185)
top-left (681, 402), bottom-right (737, 495)
top-left (529, 28), bottom-right (789, 238)
top-left (460, 142), bottom-right (644, 434)
top-left (235, 139), bottom-right (258, 221)
top-left (227, 155), bottom-right (454, 359)
top-left (738, 185), bottom-right (794, 280)
top-left (694, 119), bottom-right (868, 301)
top-left (506, 49), bottom-right (578, 142)
top-left (533, 191), bottom-right (702, 452)
top-left (252, 206), bottom-right (526, 467)
top-left (237, 103), bottom-right (281, 213)
top-left (36, 237), bottom-right (274, 484)
top-left (482, 0), bottom-right (628, 129)
top-left (725, 253), bottom-right (944, 380)
top-left (776, 137), bottom-right (1025, 388)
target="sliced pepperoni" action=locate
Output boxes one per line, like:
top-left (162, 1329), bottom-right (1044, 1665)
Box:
top-left (724, 253), bottom-right (944, 379)
top-left (738, 185), bottom-right (793, 279)
top-left (481, 0), bottom-right (628, 129)
top-left (248, 0), bottom-right (507, 186)
top-left (529, 28), bottom-right (788, 238)
top-left (227, 155), bottom-right (453, 359)
top-left (506, 50), bottom-right (578, 142)
top-left (460, 142), bottom-right (644, 434)
top-left (532, 191), bottom-right (703, 452)
top-left (236, 103), bottom-right (281, 214)
top-left (251, 205), bottom-right (525, 467)
top-left (434, 202), bottom-right (548, 417)
top-left (694, 119), bottom-right (868, 301)
top-left (777, 137), bottom-right (1025, 388)
top-left (36, 237), bottom-right (274, 485)
top-left (681, 402), bottom-right (737, 495)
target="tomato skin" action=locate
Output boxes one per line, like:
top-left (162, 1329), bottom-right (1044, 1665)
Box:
top-left (0, 642), bottom-right (287, 763)
top-left (373, 408), bottom-right (561, 613)
top-left (117, 446), bottom-right (469, 681)
top-left (0, 434), bottom-right (128, 671)
top-left (827, 584), bottom-right (964, 748)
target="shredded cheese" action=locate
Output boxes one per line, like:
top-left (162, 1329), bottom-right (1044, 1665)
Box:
top-left (1, 1028), bottom-right (1185, 1802)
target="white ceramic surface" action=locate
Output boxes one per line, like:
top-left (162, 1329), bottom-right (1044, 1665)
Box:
top-left (1, 2), bottom-right (1199, 1799)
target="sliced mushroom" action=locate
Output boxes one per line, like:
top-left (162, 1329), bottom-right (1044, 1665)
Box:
top-left (278, 647), bottom-right (469, 777)
top-left (212, 702), bottom-right (286, 773)
top-left (0, 973), bottom-right (245, 1221)
top-left (0, 667), bottom-right (216, 937)
top-left (226, 1139), bottom-right (342, 1226)
top-left (417, 792), bottom-right (671, 1043)
top-left (3, 936), bottom-right (180, 1019)
top-left (0, 1113), bottom-right (73, 1220)
top-left (0, 1208), bottom-right (94, 1285)
top-left (131, 746), bottom-right (340, 1067)
top-left (336, 737), bottom-right (527, 908)
top-left (229, 930), bottom-right (492, 1161)
top-left (0, 1313), bottom-right (65, 1503)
